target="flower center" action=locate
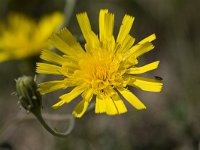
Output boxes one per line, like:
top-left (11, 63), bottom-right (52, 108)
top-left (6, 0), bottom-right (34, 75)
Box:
top-left (76, 51), bottom-right (122, 92)
top-left (92, 64), bottom-right (108, 80)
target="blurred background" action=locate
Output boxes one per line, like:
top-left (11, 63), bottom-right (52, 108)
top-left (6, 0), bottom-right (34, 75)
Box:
top-left (0, 0), bottom-right (200, 150)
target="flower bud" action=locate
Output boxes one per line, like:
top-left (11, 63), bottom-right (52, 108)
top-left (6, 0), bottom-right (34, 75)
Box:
top-left (15, 76), bottom-right (42, 113)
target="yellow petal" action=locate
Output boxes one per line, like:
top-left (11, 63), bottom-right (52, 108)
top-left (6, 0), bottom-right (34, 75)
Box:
top-left (138, 34), bottom-right (156, 45)
top-left (111, 91), bottom-right (127, 114)
top-left (51, 101), bottom-right (65, 109)
top-left (84, 31), bottom-right (100, 52)
top-left (95, 96), bottom-right (106, 113)
top-left (60, 85), bottom-right (86, 103)
top-left (99, 10), bottom-right (114, 41)
top-left (122, 54), bottom-right (138, 68)
top-left (38, 80), bottom-right (66, 95)
top-left (81, 88), bottom-right (94, 102)
top-left (61, 62), bottom-right (78, 77)
top-left (117, 15), bottom-right (134, 44)
top-left (98, 10), bottom-right (115, 52)
top-left (76, 12), bottom-right (92, 41)
top-left (72, 89), bottom-right (93, 118)
top-left (72, 100), bottom-right (89, 118)
top-left (76, 12), bottom-right (100, 52)
top-left (95, 88), bottom-right (125, 115)
top-left (127, 42), bottom-right (154, 58)
top-left (40, 49), bottom-right (65, 65)
top-left (126, 34), bottom-right (156, 58)
top-left (126, 61), bottom-right (160, 74)
top-left (52, 85), bottom-right (85, 109)
top-left (36, 62), bottom-right (62, 75)
top-left (117, 88), bottom-right (146, 110)
top-left (48, 34), bottom-right (76, 56)
top-left (120, 34), bottom-right (135, 52)
top-left (104, 96), bottom-right (118, 115)
top-left (128, 76), bottom-right (163, 92)
top-left (57, 28), bottom-right (84, 53)
top-left (99, 9), bottom-right (108, 41)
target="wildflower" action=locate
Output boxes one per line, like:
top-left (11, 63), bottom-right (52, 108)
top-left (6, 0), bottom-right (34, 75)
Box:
top-left (36, 9), bottom-right (163, 118)
top-left (0, 12), bottom-right (63, 62)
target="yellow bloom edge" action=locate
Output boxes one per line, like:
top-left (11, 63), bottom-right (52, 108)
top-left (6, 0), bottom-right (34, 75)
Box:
top-left (0, 12), bottom-right (64, 62)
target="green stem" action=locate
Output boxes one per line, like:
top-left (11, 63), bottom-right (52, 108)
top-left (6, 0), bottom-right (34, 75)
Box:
top-left (62, 0), bottom-right (77, 27)
top-left (33, 111), bottom-right (74, 137)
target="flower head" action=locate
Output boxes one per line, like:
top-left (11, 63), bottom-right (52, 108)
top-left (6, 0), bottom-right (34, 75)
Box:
top-left (36, 9), bottom-right (163, 118)
top-left (0, 12), bottom-right (63, 62)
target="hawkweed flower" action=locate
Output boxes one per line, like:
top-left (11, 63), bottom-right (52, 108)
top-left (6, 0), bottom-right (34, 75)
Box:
top-left (0, 12), bottom-right (63, 62)
top-left (36, 9), bottom-right (163, 118)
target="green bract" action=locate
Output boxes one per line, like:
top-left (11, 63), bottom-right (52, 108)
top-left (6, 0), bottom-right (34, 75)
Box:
top-left (16, 76), bottom-right (41, 113)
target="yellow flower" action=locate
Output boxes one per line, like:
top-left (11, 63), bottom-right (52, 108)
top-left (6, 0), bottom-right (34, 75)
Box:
top-left (0, 12), bottom-right (63, 62)
top-left (36, 9), bottom-right (163, 118)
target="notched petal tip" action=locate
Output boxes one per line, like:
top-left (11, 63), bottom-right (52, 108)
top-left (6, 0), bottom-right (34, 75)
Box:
top-left (138, 34), bottom-right (156, 45)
